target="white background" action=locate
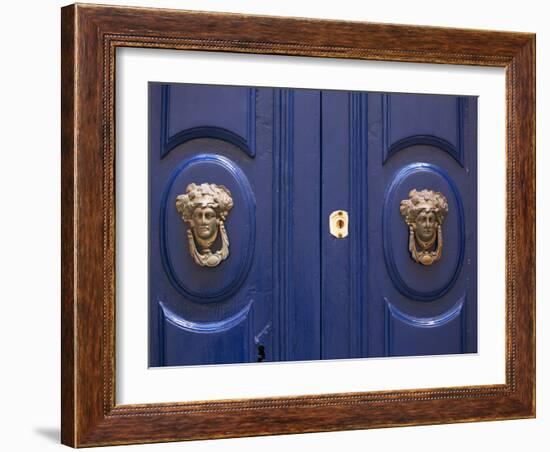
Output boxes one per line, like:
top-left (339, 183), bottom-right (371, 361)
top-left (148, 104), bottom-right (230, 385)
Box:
top-left (117, 49), bottom-right (505, 403)
top-left (0, 0), bottom-right (546, 451)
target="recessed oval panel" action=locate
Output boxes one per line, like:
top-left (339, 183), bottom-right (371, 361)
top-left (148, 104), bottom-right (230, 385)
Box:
top-left (383, 163), bottom-right (464, 301)
top-left (160, 154), bottom-right (256, 303)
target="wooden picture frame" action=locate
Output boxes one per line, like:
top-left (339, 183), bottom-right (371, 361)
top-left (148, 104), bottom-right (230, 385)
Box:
top-left (61, 3), bottom-right (535, 447)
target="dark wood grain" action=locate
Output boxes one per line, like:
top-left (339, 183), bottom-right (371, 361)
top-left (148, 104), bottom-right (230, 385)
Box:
top-left (61, 3), bottom-right (536, 447)
top-left (60, 5), bottom-right (76, 447)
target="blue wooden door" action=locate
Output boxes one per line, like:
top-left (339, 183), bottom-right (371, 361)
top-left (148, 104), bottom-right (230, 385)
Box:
top-left (148, 83), bottom-right (321, 366)
top-left (321, 91), bottom-right (477, 358)
top-left (149, 83), bottom-right (477, 366)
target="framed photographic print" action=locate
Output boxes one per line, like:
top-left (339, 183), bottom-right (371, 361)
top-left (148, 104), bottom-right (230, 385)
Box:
top-left (61, 3), bottom-right (535, 447)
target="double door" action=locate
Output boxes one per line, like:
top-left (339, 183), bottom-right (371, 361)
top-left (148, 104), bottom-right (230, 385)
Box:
top-left (148, 83), bottom-right (477, 366)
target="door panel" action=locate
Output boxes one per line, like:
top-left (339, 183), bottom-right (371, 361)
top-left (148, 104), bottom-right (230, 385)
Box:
top-left (383, 94), bottom-right (465, 165)
top-left (384, 295), bottom-right (467, 356)
top-left (149, 83), bottom-right (271, 366)
top-left (273, 89), bottom-right (322, 361)
top-left (367, 93), bottom-right (477, 357)
top-left (149, 84), bottom-right (322, 366)
top-left (321, 91), bottom-right (368, 359)
top-left (160, 84), bottom-right (257, 158)
top-left (322, 91), bottom-right (477, 358)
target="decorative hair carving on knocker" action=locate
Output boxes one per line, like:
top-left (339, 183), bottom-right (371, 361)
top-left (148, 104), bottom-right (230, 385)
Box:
top-left (176, 183), bottom-right (234, 268)
top-left (400, 189), bottom-right (449, 266)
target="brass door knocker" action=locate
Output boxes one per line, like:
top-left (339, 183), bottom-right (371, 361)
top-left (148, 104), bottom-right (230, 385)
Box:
top-left (175, 183), bottom-right (234, 267)
top-left (400, 189), bottom-right (448, 266)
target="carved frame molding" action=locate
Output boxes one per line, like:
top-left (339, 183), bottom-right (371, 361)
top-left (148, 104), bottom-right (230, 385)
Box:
top-left (61, 3), bottom-right (535, 446)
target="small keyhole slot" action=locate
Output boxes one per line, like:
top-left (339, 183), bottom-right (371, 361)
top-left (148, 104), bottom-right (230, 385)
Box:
top-left (329, 210), bottom-right (349, 238)
top-left (257, 345), bottom-right (266, 362)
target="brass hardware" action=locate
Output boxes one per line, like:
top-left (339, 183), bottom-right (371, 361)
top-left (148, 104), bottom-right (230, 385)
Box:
top-left (400, 189), bottom-right (448, 266)
top-left (329, 210), bottom-right (349, 238)
top-left (175, 183), bottom-right (234, 267)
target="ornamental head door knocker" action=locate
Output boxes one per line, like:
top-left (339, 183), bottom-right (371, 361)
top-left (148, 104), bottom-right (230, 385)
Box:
top-left (175, 183), bottom-right (234, 268)
top-left (399, 189), bottom-right (449, 266)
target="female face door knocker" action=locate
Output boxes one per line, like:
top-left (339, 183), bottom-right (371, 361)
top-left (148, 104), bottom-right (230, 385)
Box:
top-left (175, 183), bottom-right (234, 268)
top-left (400, 189), bottom-right (449, 266)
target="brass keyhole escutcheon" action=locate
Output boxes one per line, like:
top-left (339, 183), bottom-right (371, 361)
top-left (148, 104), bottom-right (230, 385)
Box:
top-left (329, 210), bottom-right (349, 238)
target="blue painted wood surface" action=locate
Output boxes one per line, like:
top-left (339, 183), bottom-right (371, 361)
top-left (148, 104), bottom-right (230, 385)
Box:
top-left (367, 93), bottom-right (478, 357)
top-left (149, 83), bottom-right (477, 366)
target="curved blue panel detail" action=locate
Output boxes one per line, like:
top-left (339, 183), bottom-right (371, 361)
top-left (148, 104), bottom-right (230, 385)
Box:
top-left (160, 154), bottom-right (256, 303)
top-left (386, 135), bottom-right (463, 167)
top-left (162, 126), bottom-right (254, 158)
top-left (159, 300), bottom-right (252, 334)
top-left (383, 163), bottom-right (465, 301)
top-left (385, 295), bottom-right (465, 328)
top-left (160, 85), bottom-right (255, 158)
top-left (381, 94), bottom-right (465, 167)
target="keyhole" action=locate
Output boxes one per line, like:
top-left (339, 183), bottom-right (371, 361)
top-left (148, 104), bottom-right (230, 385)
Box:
top-left (329, 210), bottom-right (348, 238)
top-left (257, 345), bottom-right (266, 362)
